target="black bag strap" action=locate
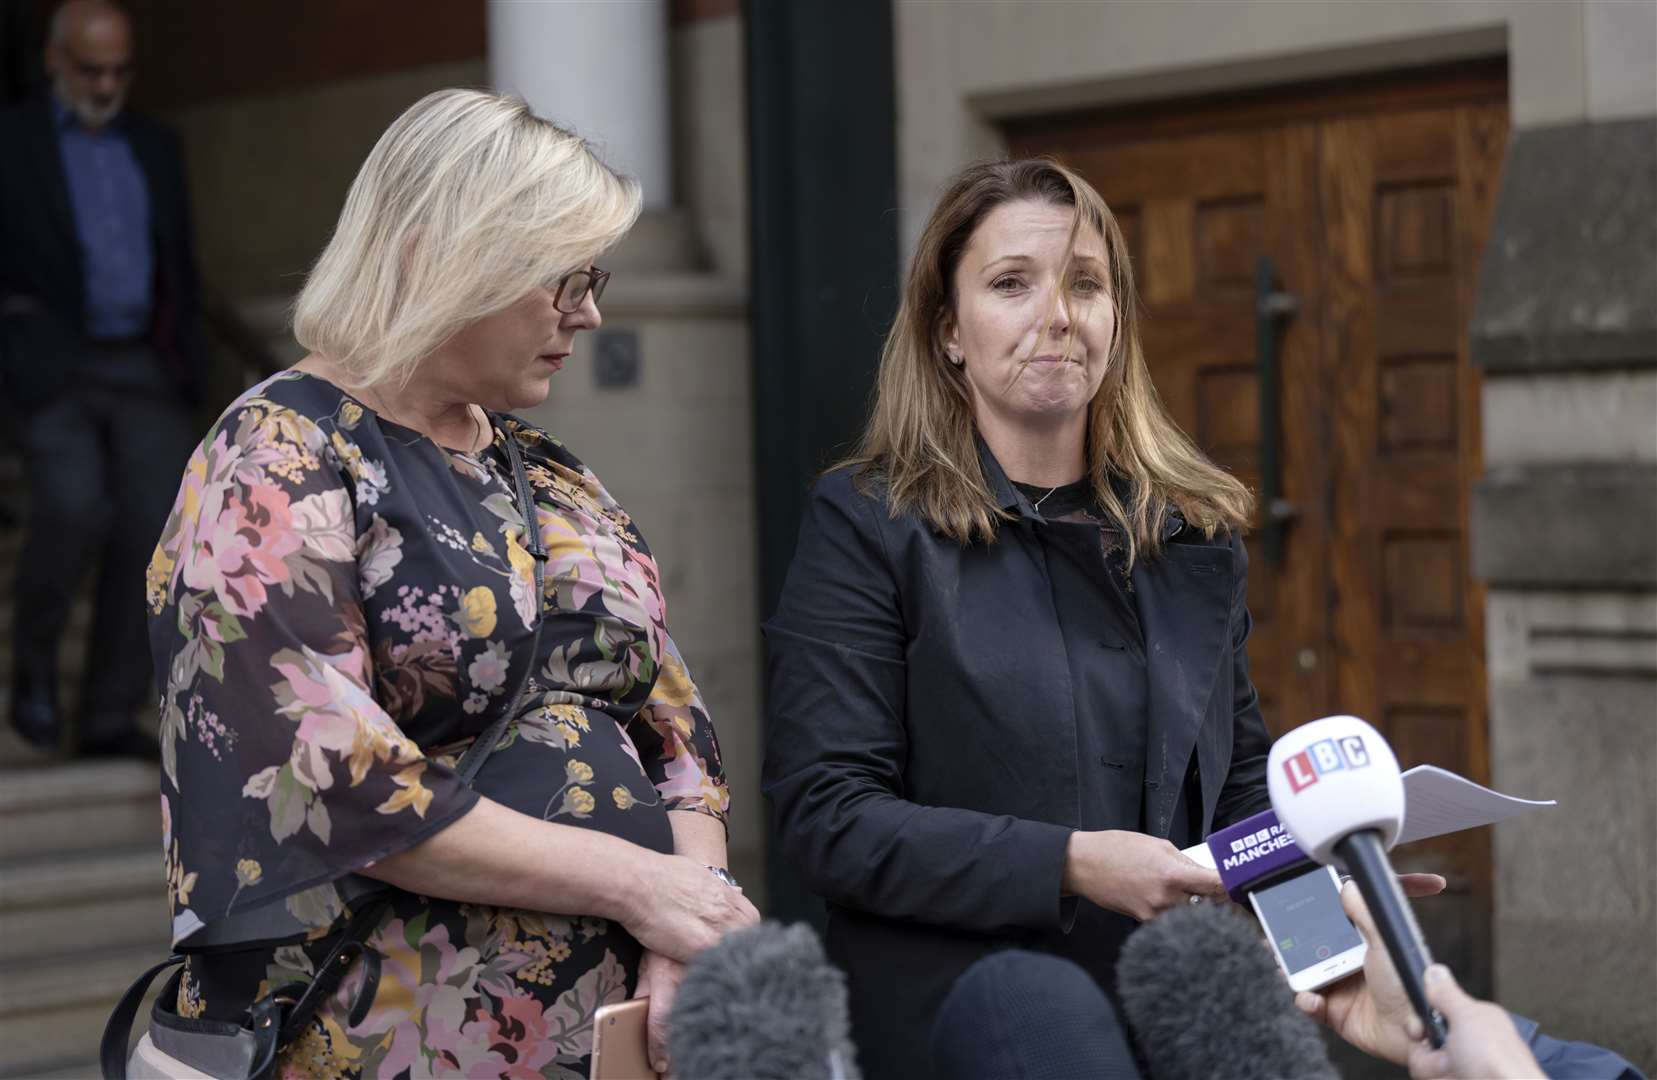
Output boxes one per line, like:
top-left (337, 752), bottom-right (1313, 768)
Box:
top-left (102, 415), bottom-right (549, 1079)
top-left (246, 894), bottom-right (393, 1079)
top-left (457, 417), bottom-right (547, 785)
top-left (99, 954), bottom-right (185, 1078)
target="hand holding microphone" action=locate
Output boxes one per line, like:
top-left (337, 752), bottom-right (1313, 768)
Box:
top-left (1294, 879), bottom-right (1429, 1065)
top-left (1267, 715), bottom-right (1449, 1048)
top-left (1295, 882), bottom-right (1545, 1079)
top-left (1406, 966), bottom-right (1545, 1080)
top-left (1063, 830), bottom-right (1228, 921)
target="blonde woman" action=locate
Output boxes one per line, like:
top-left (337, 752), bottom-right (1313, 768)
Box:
top-left (762, 159), bottom-right (1441, 1080)
top-left (143, 90), bottom-right (755, 1077)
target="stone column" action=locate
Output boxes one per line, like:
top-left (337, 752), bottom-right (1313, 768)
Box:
top-left (1469, 3), bottom-right (1657, 1064)
top-left (486, 2), bottom-right (767, 907)
top-left (488, 0), bottom-right (672, 210)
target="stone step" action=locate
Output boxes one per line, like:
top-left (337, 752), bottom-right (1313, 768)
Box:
top-left (0, 846), bottom-right (168, 962)
top-left (0, 943), bottom-right (163, 1077)
top-left (16, 1057), bottom-right (107, 1078)
top-left (0, 726), bottom-right (63, 768)
top-left (0, 761), bottom-right (159, 859)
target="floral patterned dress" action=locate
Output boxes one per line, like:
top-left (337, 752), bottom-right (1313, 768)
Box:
top-left (146, 370), bottom-right (728, 1078)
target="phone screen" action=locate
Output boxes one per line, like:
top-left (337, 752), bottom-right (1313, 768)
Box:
top-left (1252, 867), bottom-right (1364, 975)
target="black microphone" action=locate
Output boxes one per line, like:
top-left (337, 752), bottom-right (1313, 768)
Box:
top-left (1116, 902), bottom-right (1338, 1080)
top-left (667, 921), bottom-right (859, 1080)
top-left (931, 950), bottom-right (1143, 1079)
top-left (1268, 714), bottom-right (1449, 1048)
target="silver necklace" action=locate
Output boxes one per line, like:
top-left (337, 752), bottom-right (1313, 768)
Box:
top-left (364, 386), bottom-right (485, 452)
top-left (1031, 484), bottom-right (1061, 512)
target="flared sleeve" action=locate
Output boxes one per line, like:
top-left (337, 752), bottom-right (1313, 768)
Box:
top-left (146, 396), bottom-right (477, 945)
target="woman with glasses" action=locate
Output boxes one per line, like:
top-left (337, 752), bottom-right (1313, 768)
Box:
top-left (142, 89), bottom-right (756, 1077)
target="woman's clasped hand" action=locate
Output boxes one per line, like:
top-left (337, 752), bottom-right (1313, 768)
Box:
top-left (623, 854), bottom-right (762, 962)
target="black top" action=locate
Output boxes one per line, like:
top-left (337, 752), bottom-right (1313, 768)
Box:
top-left (1011, 477), bottom-right (1149, 835)
top-left (763, 441), bottom-right (1272, 1080)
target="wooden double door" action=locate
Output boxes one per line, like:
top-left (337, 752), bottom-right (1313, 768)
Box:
top-left (1008, 63), bottom-right (1508, 993)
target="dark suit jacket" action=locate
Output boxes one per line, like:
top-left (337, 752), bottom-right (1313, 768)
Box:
top-left (762, 445), bottom-right (1272, 1080)
top-left (0, 97), bottom-right (206, 408)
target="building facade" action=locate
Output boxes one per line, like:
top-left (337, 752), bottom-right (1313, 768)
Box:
top-left (890, 0), bottom-right (1655, 1066)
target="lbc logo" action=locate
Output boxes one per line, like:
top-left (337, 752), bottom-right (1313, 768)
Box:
top-left (1283, 736), bottom-right (1370, 794)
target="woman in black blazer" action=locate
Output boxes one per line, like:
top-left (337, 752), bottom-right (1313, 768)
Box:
top-left (765, 159), bottom-right (1274, 1080)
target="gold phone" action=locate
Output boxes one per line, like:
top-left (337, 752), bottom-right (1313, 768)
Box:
top-left (590, 996), bottom-right (654, 1080)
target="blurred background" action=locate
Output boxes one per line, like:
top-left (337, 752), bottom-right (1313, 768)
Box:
top-left (0, 0), bottom-right (1652, 1075)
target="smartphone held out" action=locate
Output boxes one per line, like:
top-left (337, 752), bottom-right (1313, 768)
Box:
top-left (1247, 865), bottom-right (1367, 993)
top-left (590, 997), bottom-right (653, 1080)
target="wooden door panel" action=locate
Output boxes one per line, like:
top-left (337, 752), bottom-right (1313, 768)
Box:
top-left (1321, 105), bottom-right (1505, 998)
top-left (1067, 130), bottom-right (1267, 202)
top-left (1376, 289), bottom-right (1464, 354)
top-left (1139, 200), bottom-right (1198, 304)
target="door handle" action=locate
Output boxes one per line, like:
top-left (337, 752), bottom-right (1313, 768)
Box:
top-left (1255, 256), bottom-right (1298, 564)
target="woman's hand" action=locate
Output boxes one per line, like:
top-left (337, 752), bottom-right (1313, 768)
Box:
top-left (1295, 879), bottom-right (1421, 1064)
top-left (1062, 830), bottom-right (1227, 921)
top-left (619, 853), bottom-right (760, 964)
top-left (633, 949), bottom-right (686, 1076)
top-left (1294, 874), bottom-right (1449, 1066)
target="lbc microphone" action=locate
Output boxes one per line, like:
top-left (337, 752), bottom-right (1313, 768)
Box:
top-left (1267, 714), bottom-right (1449, 1048)
top-left (666, 921), bottom-right (858, 1080)
top-left (1116, 902), bottom-right (1337, 1080)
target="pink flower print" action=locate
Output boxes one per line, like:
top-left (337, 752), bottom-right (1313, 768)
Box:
top-left (615, 542), bottom-right (667, 643)
top-left (269, 644), bottom-right (420, 787)
top-left (352, 918), bottom-right (485, 1076)
top-left (166, 431), bottom-right (240, 589)
top-left (452, 994), bottom-right (560, 1079)
top-left (539, 512), bottom-right (608, 612)
top-left (182, 479), bottom-right (302, 618)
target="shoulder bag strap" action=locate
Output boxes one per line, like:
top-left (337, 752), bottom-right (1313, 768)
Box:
top-left (456, 416), bottom-right (547, 785)
top-left (99, 955), bottom-right (185, 1079)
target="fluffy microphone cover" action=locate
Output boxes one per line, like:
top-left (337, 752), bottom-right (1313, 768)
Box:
top-left (1116, 903), bottom-right (1338, 1080)
top-left (667, 921), bottom-right (860, 1080)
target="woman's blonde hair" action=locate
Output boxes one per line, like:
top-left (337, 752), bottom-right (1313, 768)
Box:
top-left (843, 158), bottom-right (1252, 560)
top-left (292, 88), bottom-right (641, 387)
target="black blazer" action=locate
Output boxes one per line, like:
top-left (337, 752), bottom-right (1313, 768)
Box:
top-left (0, 96), bottom-right (206, 408)
top-left (762, 445), bottom-right (1272, 1080)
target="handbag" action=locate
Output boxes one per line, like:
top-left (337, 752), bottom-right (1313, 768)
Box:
top-left (100, 418), bottom-right (548, 1079)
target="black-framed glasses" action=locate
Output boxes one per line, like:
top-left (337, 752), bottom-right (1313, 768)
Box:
top-left (553, 266), bottom-right (610, 313)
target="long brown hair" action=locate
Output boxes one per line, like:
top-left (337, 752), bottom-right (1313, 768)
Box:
top-left (840, 158), bottom-right (1252, 561)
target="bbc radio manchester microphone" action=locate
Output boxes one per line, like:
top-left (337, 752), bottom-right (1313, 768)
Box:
top-left (1207, 811), bottom-right (1306, 901)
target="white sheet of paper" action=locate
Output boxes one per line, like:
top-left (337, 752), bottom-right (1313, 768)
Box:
top-left (1396, 764), bottom-right (1556, 846)
top-left (1182, 765), bottom-right (1556, 865)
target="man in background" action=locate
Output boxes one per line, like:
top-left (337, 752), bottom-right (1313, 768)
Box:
top-left (0, 0), bottom-right (206, 758)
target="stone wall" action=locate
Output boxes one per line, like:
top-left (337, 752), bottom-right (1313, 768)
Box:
top-left (1470, 115), bottom-right (1657, 1067)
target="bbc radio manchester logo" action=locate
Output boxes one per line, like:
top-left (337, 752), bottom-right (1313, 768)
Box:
top-left (1283, 736), bottom-right (1372, 794)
